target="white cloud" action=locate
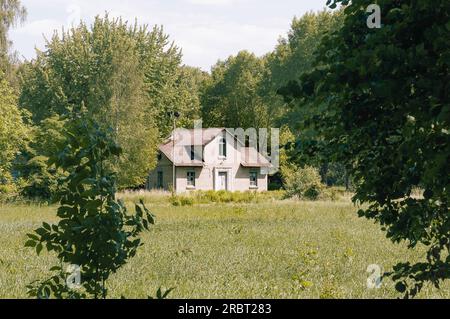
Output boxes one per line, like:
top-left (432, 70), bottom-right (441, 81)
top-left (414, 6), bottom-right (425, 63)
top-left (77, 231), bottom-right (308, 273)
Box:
top-left (13, 19), bottom-right (61, 37)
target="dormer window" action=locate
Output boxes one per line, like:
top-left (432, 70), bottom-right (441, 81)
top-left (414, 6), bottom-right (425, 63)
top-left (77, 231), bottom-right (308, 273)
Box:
top-left (219, 135), bottom-right (227, 158)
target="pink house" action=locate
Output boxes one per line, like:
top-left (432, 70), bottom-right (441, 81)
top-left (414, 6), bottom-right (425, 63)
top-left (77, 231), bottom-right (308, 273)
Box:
top-left (147, 128), bottom-right (272, 193)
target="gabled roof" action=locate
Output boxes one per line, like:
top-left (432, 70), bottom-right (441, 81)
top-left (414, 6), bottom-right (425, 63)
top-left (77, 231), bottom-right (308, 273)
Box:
top-left (159, 128), bottom-right (272, 168)
top-left (159, 142), bottom-right (203, 167)
top-left (241, 147), bottom-right (272, 168)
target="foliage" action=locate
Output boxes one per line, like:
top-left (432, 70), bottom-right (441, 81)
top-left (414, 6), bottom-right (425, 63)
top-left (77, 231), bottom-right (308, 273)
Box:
top-left (18, 15), bottom-right (201, 188)
top-left (0, 0), bottom-right (26, 82)
top-left (266, 11), bottom-right (347, 187)
top-left (25, 118), bottom-right (155, 299)
top-left (0, 73), bottom-right (28, 183)
top-left (202, 51), bottom-right (271, 130)
top-left (171, 66), bottom-right (210, 130)
top-left (283, 166), bottom-right (324, 200)
top-left (264, 9), bottom-right (344, 129)
top-left (283, 0), bottom-right (450, 297)
top-left (14, 115), bottom-right (66, 200)
top-left (169, 190), bottom-right (286, 206)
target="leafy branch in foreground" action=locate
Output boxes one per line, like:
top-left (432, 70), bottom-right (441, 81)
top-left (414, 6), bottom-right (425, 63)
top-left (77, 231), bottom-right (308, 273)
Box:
top-left (282, 0), bottom-right (449, 298)
top-left (25, 118), bottom-right (155, 299)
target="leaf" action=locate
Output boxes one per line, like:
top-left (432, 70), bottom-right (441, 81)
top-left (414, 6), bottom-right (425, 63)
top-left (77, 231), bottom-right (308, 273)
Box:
top-left (26, 234), bottom-right (39, 241)
top-left (25, 240), bottom-right (37, 248)
top-left (395, 282), bottom-right (407, 293)
top-left (36, 243), bottom-right (43, 256)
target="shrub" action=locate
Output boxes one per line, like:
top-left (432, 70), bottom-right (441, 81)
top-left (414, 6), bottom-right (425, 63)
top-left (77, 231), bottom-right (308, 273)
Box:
top-left (169, 190), bottom-right (285, 206)
top-left (0, 183), bottom-right (18, 202)
top-left (284, 166), bottom-right (324, 200)
top-left (25, 119), bottom-right (155, 299)
top-left (170, 195), bottom-right (194, 207)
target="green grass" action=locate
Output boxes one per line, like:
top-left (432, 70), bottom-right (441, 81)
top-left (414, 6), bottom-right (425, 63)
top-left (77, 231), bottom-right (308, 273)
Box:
top-left (0, 193), bottom-right (448, 299)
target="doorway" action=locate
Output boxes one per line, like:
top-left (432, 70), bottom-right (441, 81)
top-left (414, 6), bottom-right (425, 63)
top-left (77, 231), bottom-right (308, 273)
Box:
top-left (218, 172), bottom-right (228, 191)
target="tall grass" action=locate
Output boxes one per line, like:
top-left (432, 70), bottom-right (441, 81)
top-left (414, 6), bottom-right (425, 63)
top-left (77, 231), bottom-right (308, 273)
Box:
top-left (0, 198), bottom-right (447, 299)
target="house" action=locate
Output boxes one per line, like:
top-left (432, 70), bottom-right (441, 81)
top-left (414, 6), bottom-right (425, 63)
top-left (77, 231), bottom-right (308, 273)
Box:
top-left (147, 128), bottom-right (272, 193)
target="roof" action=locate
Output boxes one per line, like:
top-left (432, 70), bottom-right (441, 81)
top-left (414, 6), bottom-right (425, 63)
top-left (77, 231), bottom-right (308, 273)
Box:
top-left (164, 128), bottom-right (227, 146)
top-left (159, 128), bottom-right (272, 168)
top-left (159, 142), bottom-right (204, 167)
top-left (241, 147), bottom-right (272, 168)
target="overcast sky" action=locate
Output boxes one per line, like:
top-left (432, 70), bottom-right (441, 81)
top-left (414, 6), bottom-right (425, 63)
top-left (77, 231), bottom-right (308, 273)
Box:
top-left (9, 0), bottom-right (328, 71)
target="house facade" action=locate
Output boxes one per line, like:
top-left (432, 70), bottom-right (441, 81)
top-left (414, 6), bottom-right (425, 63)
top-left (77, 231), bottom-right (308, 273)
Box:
top-left (147, 128), bottom-right (272, 194)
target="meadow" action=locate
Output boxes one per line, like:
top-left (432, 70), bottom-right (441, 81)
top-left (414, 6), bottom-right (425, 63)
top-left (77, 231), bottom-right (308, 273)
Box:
top-left (0, 192), bottom-right (448, 299)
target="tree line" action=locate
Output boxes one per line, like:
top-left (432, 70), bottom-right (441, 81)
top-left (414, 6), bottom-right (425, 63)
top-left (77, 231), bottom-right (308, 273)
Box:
top-left (1, 3), bottom-right (346, 197)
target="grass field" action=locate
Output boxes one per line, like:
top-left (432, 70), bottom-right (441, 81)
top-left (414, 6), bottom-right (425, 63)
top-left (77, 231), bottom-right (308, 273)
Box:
top-left (0, 193), bottom-right (448, 299)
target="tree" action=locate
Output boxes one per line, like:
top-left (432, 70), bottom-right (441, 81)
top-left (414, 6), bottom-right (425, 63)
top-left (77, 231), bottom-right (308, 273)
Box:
top-left (262, 10), bottom-right (348, 187)
top-left (19, 15), bottom-right (191, 188)
top-left (263, 9), bottom-right (343, 129)
top-left (0, 0), bottom-right (27, 83)
top-left (15, 115), bottom-right (66, 199)
top-left (25, 117), bottom-right (155, 299)
top-left (0, 72), bottom-right (28, 183)
top-left (282, 0), bottom-right (449, 297)
top-left (173, 66), bottom-right (210, 130)
top-left (202, 51), bottom-right (271, 130)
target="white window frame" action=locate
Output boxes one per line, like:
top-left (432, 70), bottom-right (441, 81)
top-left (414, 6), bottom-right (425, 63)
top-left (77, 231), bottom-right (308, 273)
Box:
top-left (219, 136), bottom-right (227, 158)
top-left (187, 171), bottom-right (196, 188)
top-left (250, 170), bottom-right (258, 188)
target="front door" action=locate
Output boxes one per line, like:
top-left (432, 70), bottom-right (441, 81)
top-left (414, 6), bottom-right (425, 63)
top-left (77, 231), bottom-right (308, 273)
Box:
top-left (218, 172), bottom-right (228, 191)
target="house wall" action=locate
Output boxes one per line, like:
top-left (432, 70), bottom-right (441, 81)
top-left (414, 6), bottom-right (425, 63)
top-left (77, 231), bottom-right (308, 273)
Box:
top-left (147, 155), bottom-right (173, 191)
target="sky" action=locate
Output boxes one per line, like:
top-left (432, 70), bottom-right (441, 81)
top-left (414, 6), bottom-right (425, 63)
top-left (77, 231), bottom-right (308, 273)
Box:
top-left (9, 0), bottom-right (328, 71)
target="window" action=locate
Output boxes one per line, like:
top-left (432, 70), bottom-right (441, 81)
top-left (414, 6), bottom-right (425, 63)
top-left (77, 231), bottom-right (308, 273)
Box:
top-left (157, 172), bottom-right (163, 189)
top-left (250, 171), bottom-right (258, 188)
top-left (187, 171), bottom-right (196, 187)
top-left (219, 136), bottom-right (227, 158)
top-left (190, 145), bottom-right (195, 161)
top-left (157, 153), bottom-right (162, 161)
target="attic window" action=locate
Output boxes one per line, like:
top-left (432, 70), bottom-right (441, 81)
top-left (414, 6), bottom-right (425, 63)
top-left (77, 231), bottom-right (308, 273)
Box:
top-left (157, 153), bottom-right (162, 161)
top-left (219, 136), bottom-right (227, 158)
top-left (190, 146), bottom-right (195, 161)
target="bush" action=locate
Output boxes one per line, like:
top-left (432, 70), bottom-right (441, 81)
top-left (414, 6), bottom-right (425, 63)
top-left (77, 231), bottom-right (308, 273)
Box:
top-left (284, 166), bottom-right (324, 200)
top-left (0, 183), bottom-right (17, 202)
top-left (169, 190), bottom-right (286, 206)
top-left (170, 195), bottom-right (194, 207)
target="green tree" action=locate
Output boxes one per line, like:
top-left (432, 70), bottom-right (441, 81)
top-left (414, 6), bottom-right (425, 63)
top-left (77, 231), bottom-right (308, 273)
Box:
top-left (283, 0), bottom-right (449, 297)
top-left (0, 73), bottom-right (28, 183)
top-left (173, 66), bottom-right (210, 130)
top-left (25, 117), bottom-right (155, 299)
top-left (15, 115), bottom-right (66, 199)
top-left (263, 9), bottom-right (343, 129)
top-left (263, 10), bottom-right (347, 186)
top-left (19, 15), bottom-right (191, 188)
top-left (202, 51), bottom-right (270, 130)
top-left (0, 0), bottom-right (26, 83)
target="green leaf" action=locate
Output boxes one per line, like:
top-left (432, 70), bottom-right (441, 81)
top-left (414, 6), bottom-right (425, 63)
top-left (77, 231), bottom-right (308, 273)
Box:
top-left (25, 240), bottom-right (37, 248)
top-left (36, 243), bottom-right (43, 256)
top-left (395, 282), bottom-right (407, 293)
